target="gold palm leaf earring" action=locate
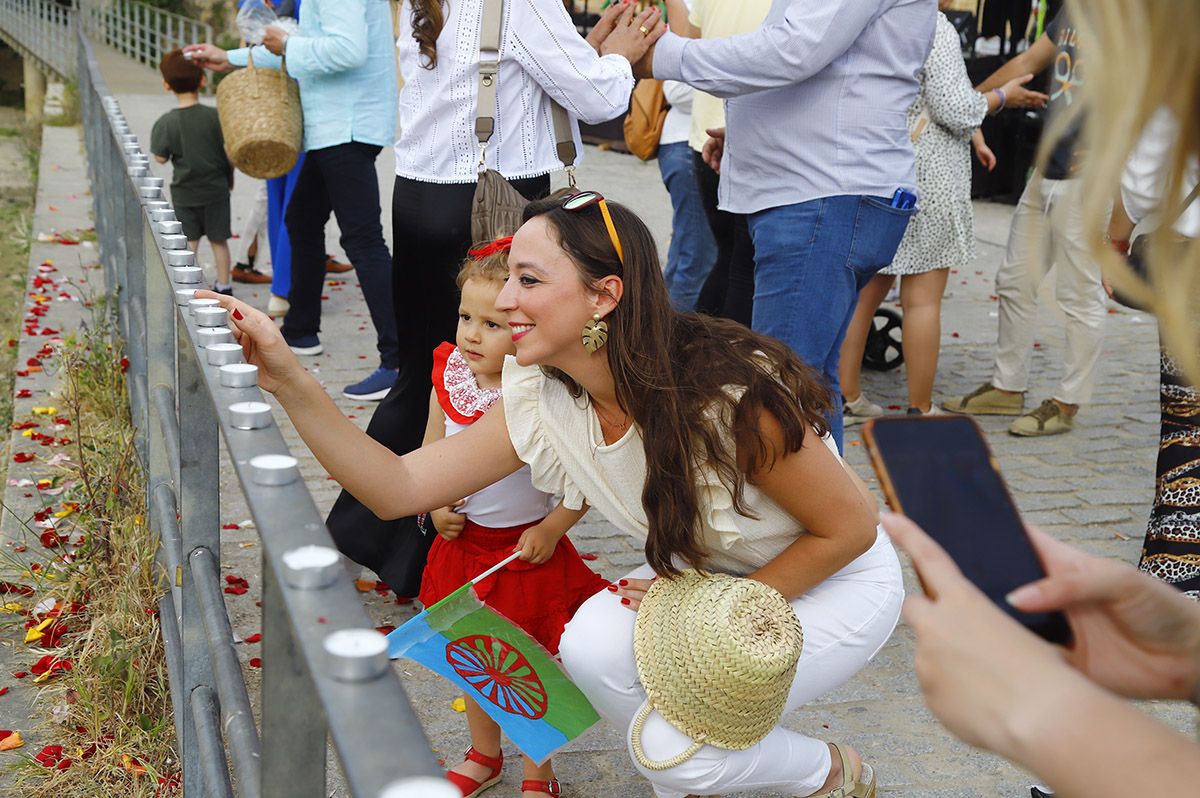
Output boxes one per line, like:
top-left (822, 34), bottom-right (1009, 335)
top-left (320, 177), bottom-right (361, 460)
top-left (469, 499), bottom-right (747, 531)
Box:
top-left (582, 313), bottom-right (609, 354)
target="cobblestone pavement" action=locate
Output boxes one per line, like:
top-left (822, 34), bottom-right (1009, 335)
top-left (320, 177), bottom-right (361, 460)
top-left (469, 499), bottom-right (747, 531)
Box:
top-left (66, 46), bottom-right (1200, 797)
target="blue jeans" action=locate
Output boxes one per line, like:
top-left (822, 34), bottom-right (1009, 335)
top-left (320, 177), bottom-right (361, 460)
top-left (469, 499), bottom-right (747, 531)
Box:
top-left (748, 195), bottom-right (914, 451)
top-left (658, 141), bottom-right (716, 311)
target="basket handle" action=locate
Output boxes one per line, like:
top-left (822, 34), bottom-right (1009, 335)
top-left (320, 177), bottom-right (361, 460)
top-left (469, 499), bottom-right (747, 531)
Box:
top-left (280, 54), bottom-right (290, 102)
top-left (629, 702), bottom-right (704, 772)
top-left (246, 48), bottom-right (260, 100)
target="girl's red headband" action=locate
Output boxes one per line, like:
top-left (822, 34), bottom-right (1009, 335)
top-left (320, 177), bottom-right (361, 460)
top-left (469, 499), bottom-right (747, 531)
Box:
top-left (468, 235), bottom-right (513, 261)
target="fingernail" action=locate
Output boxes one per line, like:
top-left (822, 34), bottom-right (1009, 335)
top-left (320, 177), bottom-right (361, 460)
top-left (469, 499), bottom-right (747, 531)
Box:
top-left (232, 308), bottom-right (244, 320)
top-left (620, 597), bottom-right (630, 605)
top-left (618, 579), bottom-right (628, 586)
top-left (1006, 585), bottom-right (1039, 606)
top-left (606, 585), bottom-right (618, 592)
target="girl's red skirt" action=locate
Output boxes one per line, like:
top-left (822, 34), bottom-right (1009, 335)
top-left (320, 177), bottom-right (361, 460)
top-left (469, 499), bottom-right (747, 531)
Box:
top-left (417, 518), bottom-right (607, 655)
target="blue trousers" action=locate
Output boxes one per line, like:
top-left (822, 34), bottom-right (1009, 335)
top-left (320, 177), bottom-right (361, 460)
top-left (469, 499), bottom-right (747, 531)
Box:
top-left (748, 195), bottom-right (914, 451)
top-left (657, 141), bottom-right (716, 312)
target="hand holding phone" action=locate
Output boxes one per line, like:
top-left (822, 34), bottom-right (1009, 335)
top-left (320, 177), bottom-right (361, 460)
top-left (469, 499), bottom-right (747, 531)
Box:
top-left (863, 415), bottom-right (1071, 645)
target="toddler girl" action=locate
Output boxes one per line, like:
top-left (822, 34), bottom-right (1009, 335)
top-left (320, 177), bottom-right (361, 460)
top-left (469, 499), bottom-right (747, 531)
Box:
top-left (417, 238), bottom-right (606, 798)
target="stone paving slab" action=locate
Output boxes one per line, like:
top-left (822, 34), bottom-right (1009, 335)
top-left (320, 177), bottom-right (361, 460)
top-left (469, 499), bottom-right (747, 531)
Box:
top-left (73, 45), bottom-right (1200, 797)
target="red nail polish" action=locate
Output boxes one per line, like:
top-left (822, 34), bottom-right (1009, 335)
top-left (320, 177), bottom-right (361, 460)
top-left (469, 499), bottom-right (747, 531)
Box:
top-left (232, 308), bottom-right (244, 320)
top-left (606, 585), bottom-right (618, 592)
top-left (620, 597), bottom-right (630, 605)
top-left (618, 579), bottom-right (628, 586)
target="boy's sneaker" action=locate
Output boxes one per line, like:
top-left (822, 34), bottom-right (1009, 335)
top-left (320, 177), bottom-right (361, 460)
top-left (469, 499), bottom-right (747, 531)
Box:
top-left (1009, 399), bottom-right (1075, 437)
top-left (905, 405), bottom-right (945, 416)
top-left (942, 383), bottom-right (1024, 415)
top-left (843, 394), bottom-right (883, 426)
top-left (232, 264), bottom-right (272, 284)
top-left (284, 333), bottom-right (323, 356)
top-left (343, 367), bottom-right (398, 401)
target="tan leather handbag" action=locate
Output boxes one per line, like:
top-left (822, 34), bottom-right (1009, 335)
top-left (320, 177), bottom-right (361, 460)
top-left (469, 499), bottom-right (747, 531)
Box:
top-left (623, 78), bottom-right (668, 161)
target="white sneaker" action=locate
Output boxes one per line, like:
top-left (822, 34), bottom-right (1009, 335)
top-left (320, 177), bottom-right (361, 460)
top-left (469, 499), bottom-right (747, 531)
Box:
top-left (843, 394), bottom-right (883, 426)
top-left (267, 294), bottom-right (289, 320)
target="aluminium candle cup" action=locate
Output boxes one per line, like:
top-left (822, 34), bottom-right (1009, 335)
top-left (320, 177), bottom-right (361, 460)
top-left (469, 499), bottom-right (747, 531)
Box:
top-left (219, 363), bottom-right (258, 388)
top-left (174, 288), bottom-right (197, 306)
top-left (323, 629), bottom-right (389, 682)
top-left (161, 234), bottom-right (188, 250)
top-left (188, 297), bottom-right (220, 316)
top-left (197, 327), bottom-right (234, 346)
top-left (143, 177), bottom-right (165, 189)
top-left (379, 779), bottom-right (460, 798)
top-left (149, 209), bottom-right (176, 222)
top-left (280, 544), bottom-right (341, 588)
top-left (138, 185), bottom-right (161, 201)
top-left (143, 198), bottom-right (168, 212)
top-left (128, 155), bottom-right (149, 166)
top-left (166, 249), bottom-right (195, 267)
top-left (251, 455), bottom-right (301, 489)
top-left (157, 220), bottom-right (183, 236)
top-left (170, 266), bottom-right (202, 284)
top-left (120, 134), bottom-right (137, 145)
top-left (127, 165), bottom-right (147, 179)
top-left (228, 401), bottom-right (272, 430)
top-left (205, 342), bottom-right (243, 366)
top-left (195, 307), bottom-right (228, 328)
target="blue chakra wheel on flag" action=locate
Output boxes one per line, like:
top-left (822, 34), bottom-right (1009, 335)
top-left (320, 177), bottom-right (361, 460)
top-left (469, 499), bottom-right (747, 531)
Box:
top-left (446, 634), bottom-right (549, 719)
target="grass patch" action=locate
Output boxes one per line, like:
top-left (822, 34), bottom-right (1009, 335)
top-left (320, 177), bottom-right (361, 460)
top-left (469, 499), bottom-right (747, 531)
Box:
top-left (0, 195), bottom-right (34, 436)
top-left (5, 302), bottom-right (176, 795)
top-left (44, 80), bottom-right (80, 128)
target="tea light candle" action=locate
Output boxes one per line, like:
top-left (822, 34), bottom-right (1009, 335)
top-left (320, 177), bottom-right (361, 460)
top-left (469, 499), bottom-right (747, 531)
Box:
top-left (197, 327), bottom-right (234, 346)
top-left (157, 220), bottom-right (183, 236)
top-left (195, 306), bottom-right (228, 327)
top-left (379, 779), bottom-right (460, 798)
top-left (149, 209), bottom-right (176, 222)
top-left (171, 266), bottom-right (202, 284)
top-left (120, 133), bottom-right (137, 145)
top-left (323, 629), bottom-right (389, 682)
top-left (127, 165), bottom-right (147, 179)
top-left (160, 234), bottom-right (188, 250)
top-left (174, 288), bottom-right (197, 306)
top-left (129, 155), bottom-right (150, 166)
top-left (228, 401), bottom-right (272, 430)
top-left (188, 297), bottom-right (220, 315)
top-left (204, 338), bottom-right (241, 364)
top-left (138, 185), bottom-right (161, 200)
top-left (280, 544), bottom-right (340, 588)
top-left (219, 363), bottom-right (258, 388)
top-left (143, 199), bottom-right (168, 212)
top-left (122, 142), bottom-right (141, 155)
top-left (143, 176), bottom-right (165, 188)
top-left (166, 250), bottom-right (194, 267)
top-left (252, 454), bottom-right (301, 488)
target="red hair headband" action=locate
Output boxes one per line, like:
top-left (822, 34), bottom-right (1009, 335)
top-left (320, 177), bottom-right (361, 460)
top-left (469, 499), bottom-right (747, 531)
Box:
top-left (468, 235), bottom-right (513, 260)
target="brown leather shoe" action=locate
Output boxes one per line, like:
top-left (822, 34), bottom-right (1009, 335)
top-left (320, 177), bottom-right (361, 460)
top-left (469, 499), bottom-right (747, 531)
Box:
top-left (325, 255), bottom-right (353, 274)
top-left (232, 264), bottom-right (272, 284)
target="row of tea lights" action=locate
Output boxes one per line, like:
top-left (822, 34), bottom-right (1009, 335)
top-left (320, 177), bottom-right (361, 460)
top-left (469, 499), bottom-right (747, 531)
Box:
top-left (103, 97), bottom-right (304, 495)
top-left (105, 98), bottom-right (395, 688)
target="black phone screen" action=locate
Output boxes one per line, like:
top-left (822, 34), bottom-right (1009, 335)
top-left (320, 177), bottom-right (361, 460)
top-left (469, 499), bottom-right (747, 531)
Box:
top-left (869, 416), bottom-right (1071, 645)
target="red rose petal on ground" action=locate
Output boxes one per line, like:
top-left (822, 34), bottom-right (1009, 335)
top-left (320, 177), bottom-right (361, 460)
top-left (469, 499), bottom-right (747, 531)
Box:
top-left (13, 452), bottom-right (34, 463)
top-left (0, 687), bottom-right (8, 696)
top-left (221, 523), bottom-right (240, 530)
top-left (242, 633), bottom-right (262, 644)
top-left (887, 405), bottom-right (903, 411)
top-left (12, 672), bottom-right (27, 679)
top-left (223, 585), bottom-right (248, 595)
top-left (579, 552), bottom-right (598, 561)
top-left (248, 658), bottom-right (262, 668)
top-left (375, 625), bottom-right (396, 636)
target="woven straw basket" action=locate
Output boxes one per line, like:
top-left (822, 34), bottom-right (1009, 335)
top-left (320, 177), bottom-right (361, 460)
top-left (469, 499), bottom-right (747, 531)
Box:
top-left (631, 570), bottom-right (803, 770)
top-left (216, 51), bottom-right (302, 180)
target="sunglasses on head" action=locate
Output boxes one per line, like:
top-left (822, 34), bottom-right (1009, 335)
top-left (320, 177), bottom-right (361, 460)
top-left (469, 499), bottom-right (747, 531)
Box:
top-left (561, 190), bottom-right (624, 269)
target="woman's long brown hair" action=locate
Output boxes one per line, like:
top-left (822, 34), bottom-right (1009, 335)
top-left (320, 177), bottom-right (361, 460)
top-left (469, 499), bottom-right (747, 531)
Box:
top-left (410, 0), bottom-right (445, 69)
top-left (522, 197), bottom-right (833, 576)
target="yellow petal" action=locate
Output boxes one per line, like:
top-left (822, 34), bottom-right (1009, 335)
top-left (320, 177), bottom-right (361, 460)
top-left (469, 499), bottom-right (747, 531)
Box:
top-left (21, 430), bottom-right (32, 437)
top-left (451, 697), bottom-right (466, 713)
top-left (0, 731), bottom-right (24, 751)
top-left (53, 507), bottom-right (73, 518)
top-left (2, 603), bottom-right (22, 613)
top-left (24, 629), bottom-right (44, 644)
top-left (31, 407), bottom-right (57, 415)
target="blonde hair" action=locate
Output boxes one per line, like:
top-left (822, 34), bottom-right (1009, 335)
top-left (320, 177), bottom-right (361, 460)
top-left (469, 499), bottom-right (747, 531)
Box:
top-left (456, 249), bottom-right (509, 291)
top-left (1066, 0), bottom-right (1200, 382)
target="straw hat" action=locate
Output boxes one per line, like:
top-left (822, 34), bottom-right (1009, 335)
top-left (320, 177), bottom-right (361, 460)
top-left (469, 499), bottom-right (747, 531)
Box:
top-left (630, 570), bottom-right (803, 770)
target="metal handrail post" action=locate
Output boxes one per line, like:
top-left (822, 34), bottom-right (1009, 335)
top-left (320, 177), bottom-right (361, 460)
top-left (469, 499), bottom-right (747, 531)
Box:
top-left (176, 324), bottom-right (219, 798)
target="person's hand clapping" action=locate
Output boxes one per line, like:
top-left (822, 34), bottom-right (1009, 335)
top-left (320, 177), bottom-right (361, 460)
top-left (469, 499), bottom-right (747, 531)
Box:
top-left (702, 127), bottom-right (725, 173)
top-left (195, 290), bottom-right (306, 395)
top-left (599, 4), bottom-right (666, 76)
top-left (585, 2), bottom-right (627, 56)
top-left (1008, 526), bottom-right (1200, 701)
top-left (430, 502), bottom-right (466, 541)
top-left (182, 43), bottom-right (233, 73)
top-left (1000, 73), bottom-right (1048, 109)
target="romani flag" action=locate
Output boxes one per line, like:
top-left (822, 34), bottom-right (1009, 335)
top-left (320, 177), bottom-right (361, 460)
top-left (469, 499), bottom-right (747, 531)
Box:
top-left (387, 575), bottom-right (600, 764)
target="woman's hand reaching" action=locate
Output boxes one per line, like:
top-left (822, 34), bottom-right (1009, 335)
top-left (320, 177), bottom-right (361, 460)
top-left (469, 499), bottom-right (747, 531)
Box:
top-left (195, 290), bottom-right (308, 396)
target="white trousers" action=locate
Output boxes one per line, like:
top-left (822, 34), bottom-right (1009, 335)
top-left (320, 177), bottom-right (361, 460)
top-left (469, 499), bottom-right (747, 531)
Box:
top-left (559, 529), bottom-right (904, 798)
top-left (991, 174), bottom-right (1107, 406)
top-left (237, 181), bottom-right (270, 265)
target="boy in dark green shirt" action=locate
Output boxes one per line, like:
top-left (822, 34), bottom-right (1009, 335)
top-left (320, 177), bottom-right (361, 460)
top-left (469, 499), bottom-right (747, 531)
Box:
top-left (151, 49), bottom-right (235, 294)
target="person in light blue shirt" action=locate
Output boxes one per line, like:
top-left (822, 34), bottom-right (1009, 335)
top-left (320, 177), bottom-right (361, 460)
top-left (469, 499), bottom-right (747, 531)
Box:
top-left (186, 0), bottom-right (401, 400)
top-left (613, 0), bottom-right (936, 451)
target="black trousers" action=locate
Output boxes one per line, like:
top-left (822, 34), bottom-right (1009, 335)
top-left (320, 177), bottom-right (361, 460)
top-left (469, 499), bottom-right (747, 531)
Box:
top-left (325, 173), bottom-right (550, 595)
top-left (282, 142), bottom-right (400, 369)
top-left (693, 151), bottom-right (755, 326)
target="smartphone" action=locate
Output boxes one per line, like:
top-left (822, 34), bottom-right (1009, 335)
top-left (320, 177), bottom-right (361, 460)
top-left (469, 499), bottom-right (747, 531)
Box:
top-left (862, 415), bottom-right (1072, 645)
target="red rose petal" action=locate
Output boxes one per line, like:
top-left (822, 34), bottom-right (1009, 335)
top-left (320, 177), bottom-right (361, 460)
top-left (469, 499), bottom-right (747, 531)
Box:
top-left (248, 658), bottom-right (262, 668)
top-left (242, 633), bottom-right (262, 644)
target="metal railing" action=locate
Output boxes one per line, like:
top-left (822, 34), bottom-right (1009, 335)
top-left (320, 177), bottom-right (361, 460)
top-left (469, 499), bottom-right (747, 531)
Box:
top-left (0, 0), bottom-right (77, 80)
top-left (76, 29), bottom-right (455, 798)
top-left (78, 0), bottom-right (212, 75)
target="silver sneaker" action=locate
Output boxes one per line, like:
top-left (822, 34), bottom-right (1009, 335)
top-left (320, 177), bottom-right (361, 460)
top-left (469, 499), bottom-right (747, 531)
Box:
top-left (843, 394), bottom-right (883, 426)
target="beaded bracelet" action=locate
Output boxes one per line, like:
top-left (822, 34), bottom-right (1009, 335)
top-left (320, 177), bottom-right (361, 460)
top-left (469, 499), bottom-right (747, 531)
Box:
top-left (994, 87), bottom-right (1007, 113)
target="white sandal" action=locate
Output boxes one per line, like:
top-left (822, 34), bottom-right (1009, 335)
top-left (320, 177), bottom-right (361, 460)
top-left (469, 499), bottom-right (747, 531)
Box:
top-left (810, 743), bottom-right (875, 798)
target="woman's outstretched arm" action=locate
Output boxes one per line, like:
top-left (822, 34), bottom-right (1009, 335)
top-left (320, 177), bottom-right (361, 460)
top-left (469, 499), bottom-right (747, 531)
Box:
top-left (198, 291), bottom-right (525, 519)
